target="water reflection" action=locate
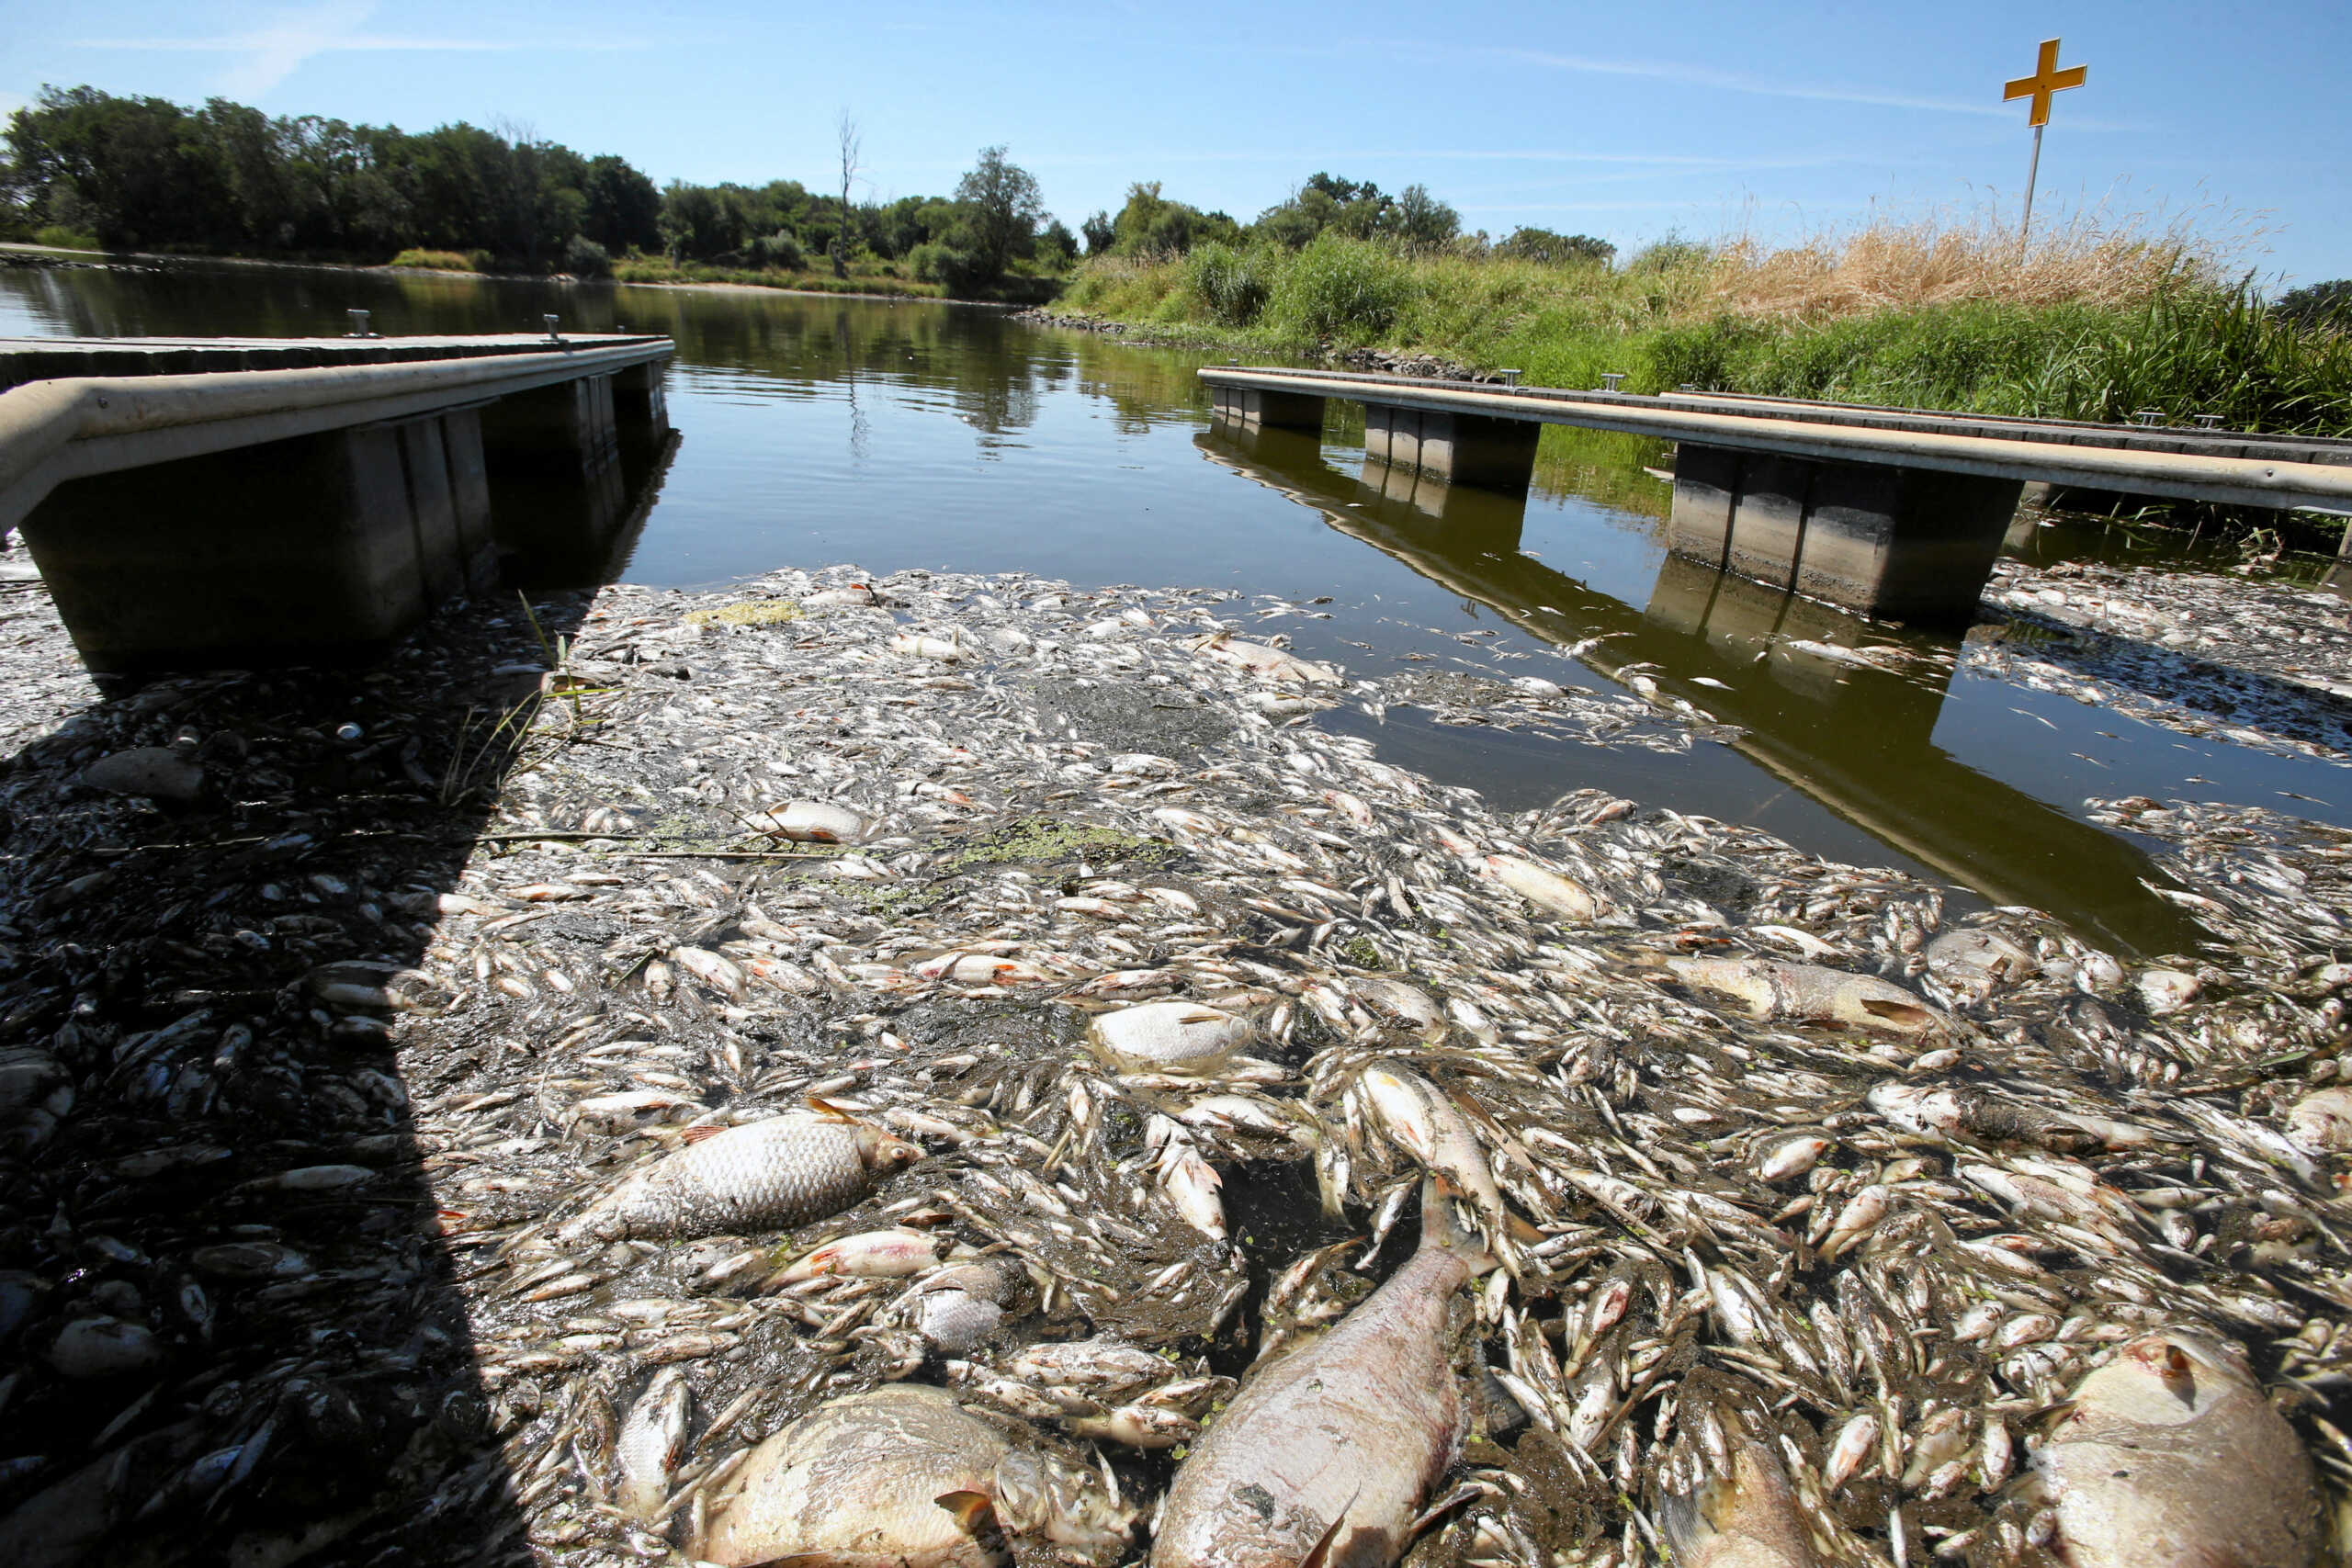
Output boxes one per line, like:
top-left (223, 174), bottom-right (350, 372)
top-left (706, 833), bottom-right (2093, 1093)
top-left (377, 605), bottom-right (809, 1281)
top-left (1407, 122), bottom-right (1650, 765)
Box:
top-left (1197, 423), bottom-right (2208, 955)
top-left (7, 259), bottom-right (2330, 957)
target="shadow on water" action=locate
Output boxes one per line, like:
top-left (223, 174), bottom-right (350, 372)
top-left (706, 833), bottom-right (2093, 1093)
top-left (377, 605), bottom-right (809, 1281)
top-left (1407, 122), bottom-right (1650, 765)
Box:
top-left (0, 447), bottom-right (675, 1564)
top-left (1195, 423), bottom-right (2211, 958)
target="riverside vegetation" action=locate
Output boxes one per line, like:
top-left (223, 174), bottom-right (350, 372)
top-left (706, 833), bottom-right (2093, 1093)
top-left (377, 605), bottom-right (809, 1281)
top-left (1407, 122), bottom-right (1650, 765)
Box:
top-left (1055, 180), bottom-right (2352, 446)
top-left (0, 86), bottom-right (1072, 299)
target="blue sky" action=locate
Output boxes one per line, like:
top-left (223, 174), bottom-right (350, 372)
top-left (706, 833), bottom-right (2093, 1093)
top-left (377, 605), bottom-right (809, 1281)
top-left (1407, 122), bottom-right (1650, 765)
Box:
top-left (4, 0), bottom-right (2345, 284)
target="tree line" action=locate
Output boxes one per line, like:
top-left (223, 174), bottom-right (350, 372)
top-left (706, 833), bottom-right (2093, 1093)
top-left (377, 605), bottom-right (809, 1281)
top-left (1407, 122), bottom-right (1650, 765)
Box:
top-left (0, 85), bottom-right (1065, 289)
top-left (1077, 171), bottom-right (1615, 267)
top-left (0, 85), bottom-right (1617, 289)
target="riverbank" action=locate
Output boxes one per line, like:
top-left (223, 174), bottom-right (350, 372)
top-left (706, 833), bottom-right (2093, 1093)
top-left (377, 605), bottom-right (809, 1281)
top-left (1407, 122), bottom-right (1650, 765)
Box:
top-left (1052, 231), bottom-right (2352, 447)
top-left (2, 551), bottom-right (2351, 1565)
top-left (0, 241), bottom-right (1065, 307)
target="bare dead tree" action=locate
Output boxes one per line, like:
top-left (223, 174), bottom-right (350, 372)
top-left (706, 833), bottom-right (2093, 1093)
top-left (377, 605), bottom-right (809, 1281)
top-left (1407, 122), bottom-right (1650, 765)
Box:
top-left (834, 111), bottom-right (862, 279)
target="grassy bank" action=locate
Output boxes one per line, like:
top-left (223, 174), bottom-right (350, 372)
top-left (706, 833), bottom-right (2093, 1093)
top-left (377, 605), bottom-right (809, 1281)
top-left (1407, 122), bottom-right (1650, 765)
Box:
top-left (1057, 215), bottom-right (2352, 438)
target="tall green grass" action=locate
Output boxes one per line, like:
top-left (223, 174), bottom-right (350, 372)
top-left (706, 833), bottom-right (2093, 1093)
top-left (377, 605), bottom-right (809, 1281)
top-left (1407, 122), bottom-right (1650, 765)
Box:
top-left (1056, 221), bottom-right (2352, 436)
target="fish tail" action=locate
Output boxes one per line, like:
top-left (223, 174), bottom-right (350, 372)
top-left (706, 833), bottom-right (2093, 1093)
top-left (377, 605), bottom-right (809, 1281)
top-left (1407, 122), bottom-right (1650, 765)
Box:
top-left (1420, 1177), bottom-right (1498, 1275)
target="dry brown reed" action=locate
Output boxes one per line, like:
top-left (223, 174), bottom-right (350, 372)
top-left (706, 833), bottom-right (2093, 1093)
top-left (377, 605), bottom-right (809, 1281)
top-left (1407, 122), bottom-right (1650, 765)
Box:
top-left (1701, 197), bottom-right (2257, 321)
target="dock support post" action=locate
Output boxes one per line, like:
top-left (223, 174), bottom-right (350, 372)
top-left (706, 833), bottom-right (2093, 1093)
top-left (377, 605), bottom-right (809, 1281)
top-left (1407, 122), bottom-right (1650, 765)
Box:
top-left (479, 375), bottom-right (627, 583)
top-left (1210, 384), bottom-right (1326, 433)
top-left (16, 418), bottom-right (481, 671)
top-left (613, 360), bottom-right (670, 439)
top-left (1667, 443), bottom-right (2023, 623)
top-left (1362, 403), bottom-right (1539, 496)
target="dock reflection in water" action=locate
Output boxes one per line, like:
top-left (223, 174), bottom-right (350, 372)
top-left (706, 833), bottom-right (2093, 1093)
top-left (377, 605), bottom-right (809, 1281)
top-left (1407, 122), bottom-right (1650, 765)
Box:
top-left (1197, 423), bottom-right (2207, 956)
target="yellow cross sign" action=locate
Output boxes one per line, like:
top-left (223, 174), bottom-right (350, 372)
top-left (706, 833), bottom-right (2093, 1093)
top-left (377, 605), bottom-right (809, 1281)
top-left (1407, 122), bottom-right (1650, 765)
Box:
top-left (2004, 38), bottom-right (2086, 127)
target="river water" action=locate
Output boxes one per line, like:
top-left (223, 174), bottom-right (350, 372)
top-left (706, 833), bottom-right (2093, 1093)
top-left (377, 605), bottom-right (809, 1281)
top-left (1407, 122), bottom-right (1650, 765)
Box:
top-left (6, 256), bottom-right (2346, 956)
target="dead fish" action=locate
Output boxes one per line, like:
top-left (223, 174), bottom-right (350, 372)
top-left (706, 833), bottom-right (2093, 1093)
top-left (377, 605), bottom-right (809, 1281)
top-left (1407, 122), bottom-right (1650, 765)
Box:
top-left (1087, 1001), bottom-right (1251, 1074)
top-left (560, 1110), bottom-right (921, 1242)
top-left (803, 582), bottom-right (879, 608)
top-left (615, 1366), bottom-right (692, 1521)
top-left (1147, 1115), bottom-right (1227, 1243)
top-left (768, 800), bottom-right (870, 842)
top-left (1351, 977), bottom-right (1446, 1039)
top-left (890, 630), bottom-right (964, 661)
top-left (773, 1227), bottom-right (946, 1284)
top-left (1663, 954), bottom-right (1941, 1038)
top-left (2028, 1332), bottom-right (2320, 1568)
top-left (695, 1384), bottom-right (1135, 1567)
top-left (1191, 631), bottom-right (1340, 686)
top-left (1150, 1179), bottom-right (1492, 1568)
top-left (1483, 854), bottom-right (1603, 922)
top-left (1866, 1081), bottom-right (2166, 1152)
top-left (1358, 1063), bottom-right (1510, 1252)
top-left (902, 1261), bottom-right (1023, 1356)
top-left (1001, 1338), bottom-right (1172, 1398)
top-left (1924, 927), bottom-right (2039, 995)
top-left (1660, 1426), bottom-right (1820, 1567)
top-left (2285, 1086), bottom-right (2352, 1154)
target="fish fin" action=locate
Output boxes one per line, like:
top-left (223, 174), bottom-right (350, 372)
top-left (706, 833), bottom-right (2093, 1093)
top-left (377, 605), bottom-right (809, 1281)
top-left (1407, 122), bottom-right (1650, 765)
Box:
top-left (1505, 1213), bottom-right (1544, 1247)
top-left (1858, 998), bottom-right (1933, 1028)
top-left (1296, 1503), bottom-right (1353, 1568)
top-left (806, 1095), bottom-right (856, 1122)
top-left (681, 1123), bottom-right (728, 1145)
top-left (934, 1489), bottom-right (997, 1534)
top-left (1420, 1177), bottom-right (1498, 1275)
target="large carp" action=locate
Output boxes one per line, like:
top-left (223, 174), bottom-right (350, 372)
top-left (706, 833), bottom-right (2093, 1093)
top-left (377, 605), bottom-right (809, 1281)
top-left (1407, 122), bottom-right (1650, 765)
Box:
top-left (695, 1384), bottom-right (1135, 1567)
top-left (560, 1109), bottom-right (920, 1242)
top-left (2028, 1330), bottom-right (2320, 1568)
top-left (1150, 1179), bottom-right (1491, 1568)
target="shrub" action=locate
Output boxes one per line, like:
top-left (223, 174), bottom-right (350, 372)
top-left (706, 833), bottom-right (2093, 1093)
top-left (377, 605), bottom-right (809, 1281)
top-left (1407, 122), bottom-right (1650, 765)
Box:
top-left (33, 224), bottom-right (100, 252)
top-left (1183, 241), bottom-right (1273, 326)
top-left (389, 248), bottom-right (479, 271)
top-left (1262, 234), bottom-right (1414, 342)
top-left (562, 236), bottom-right (612, 277)
top-left (910, 241), bottom-right (987, 293)
top-left (1496, 227), bottom-right (1614, 267)
top-left (749, 231), bottom-right (806, 272)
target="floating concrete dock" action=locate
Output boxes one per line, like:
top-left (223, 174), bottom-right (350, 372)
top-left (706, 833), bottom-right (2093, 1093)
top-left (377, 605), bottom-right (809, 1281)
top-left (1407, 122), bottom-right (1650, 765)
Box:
top-left (0, 333), bottom-right (673, 671)
top-left (1203, 366), bottom-right (2352, 622)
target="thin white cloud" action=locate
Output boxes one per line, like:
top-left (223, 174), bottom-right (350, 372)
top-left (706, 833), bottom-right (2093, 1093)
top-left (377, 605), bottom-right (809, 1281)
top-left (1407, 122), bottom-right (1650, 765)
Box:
top-left (1500, 46), bottom-right (2009, 117)
top-left (68, 0), bottom-right (646, 97)
top-left (1485, 45), bottom-right (2144, 132)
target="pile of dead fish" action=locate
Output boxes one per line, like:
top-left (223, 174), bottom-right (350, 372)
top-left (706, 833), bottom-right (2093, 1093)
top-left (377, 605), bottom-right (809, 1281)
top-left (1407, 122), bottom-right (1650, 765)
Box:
top-left (1972, 558), bottom-right (2352, 763)
top-left (3, 562), bottom-right (2351, 1568)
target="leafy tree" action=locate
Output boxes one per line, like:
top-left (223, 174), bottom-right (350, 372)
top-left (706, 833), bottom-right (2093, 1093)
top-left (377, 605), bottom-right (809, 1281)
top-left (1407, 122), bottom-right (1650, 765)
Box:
top-left (1495, 227), bottom-right (1614, 265)
top-left (1035, 217), bottom-right (1078, 270)
top-left (2276, 280), bottom-right (2352, 331)
top-left (1080, 209), bottom-right (1114, 255)
top-left (1387, 184), bottom-right (1457, 248)
top-left (953, 145), bottom-right (1043, 280)
top-left (581, 154), bottom-right (660, 253)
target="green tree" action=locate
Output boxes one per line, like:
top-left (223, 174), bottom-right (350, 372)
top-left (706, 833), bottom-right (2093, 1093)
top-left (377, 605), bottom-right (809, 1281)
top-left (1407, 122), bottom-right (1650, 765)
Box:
top-left (1495, 227), bottom-right (1613, 265)
top-left (1386, 184), bottom-right (1457, 248)
top-left (953, 145), bottom-right (1043, 280)
top-left (1080, 209), bottom-right (1114, 255)
top-left (582, 154), bottom-right (660, 253)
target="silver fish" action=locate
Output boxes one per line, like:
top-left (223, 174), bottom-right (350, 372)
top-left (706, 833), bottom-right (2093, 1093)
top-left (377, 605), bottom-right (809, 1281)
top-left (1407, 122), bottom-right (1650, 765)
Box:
top-left (1087, 1001), bottom-right (1251, 1073)
top-left (1664, 954), bottom-right (1941, 1037)
top-left (560, 1111), bottom-right (920, 1241)
top-left (695, 1384), bottom-right (1135, 1567)
top-left (614, 1366), bottom-right (691, 1521)
top-left (1151, 1179), bottom-right (1491, 1568)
